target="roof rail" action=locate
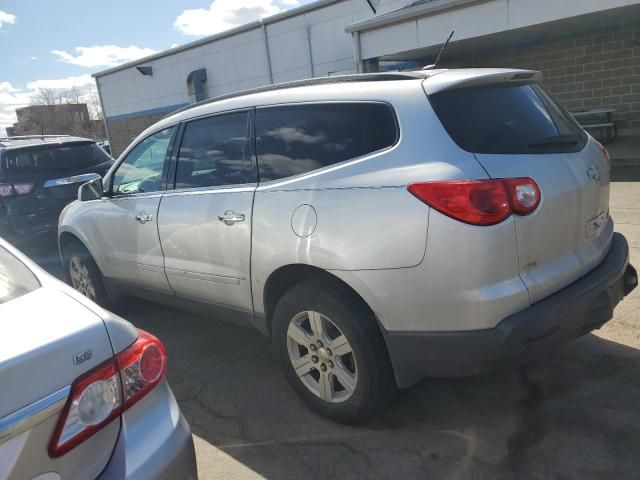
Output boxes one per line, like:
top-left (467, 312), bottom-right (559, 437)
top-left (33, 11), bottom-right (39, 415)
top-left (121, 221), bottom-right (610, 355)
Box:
top-left (0, 135), bottom-right (71, 141)
top-left (164, 71), bottom-right (430, 119)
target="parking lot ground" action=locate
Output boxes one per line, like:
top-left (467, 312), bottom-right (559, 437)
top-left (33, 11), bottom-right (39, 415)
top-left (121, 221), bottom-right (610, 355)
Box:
top-left (37, 175), bottom-right (640, 479)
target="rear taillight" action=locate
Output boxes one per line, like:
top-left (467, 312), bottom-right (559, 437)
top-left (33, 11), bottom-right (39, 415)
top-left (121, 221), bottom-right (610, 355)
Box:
top-left (49, 330), bottom-right (166, 457)
top-left (0, 184), bottom-right (13, 197)
top-left (0, 182), bottom-right (34, 196)
top-left (12, 182), bottom-right (34, 195)
top-left (116, 330), bottom-right (167, 408)
top-left (408, 178), bottom-right (541, 226)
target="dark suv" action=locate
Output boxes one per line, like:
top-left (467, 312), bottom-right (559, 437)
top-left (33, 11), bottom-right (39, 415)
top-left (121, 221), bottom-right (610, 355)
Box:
top-left (0, 135), bottom-right (113, 250)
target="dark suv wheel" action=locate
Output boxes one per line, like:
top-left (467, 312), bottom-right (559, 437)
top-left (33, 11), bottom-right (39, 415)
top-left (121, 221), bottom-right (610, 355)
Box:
top-left (273, 278), bottom-right (396, 423)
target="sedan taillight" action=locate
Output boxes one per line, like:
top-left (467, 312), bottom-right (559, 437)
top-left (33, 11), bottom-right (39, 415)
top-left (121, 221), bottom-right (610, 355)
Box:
top-left (408, 178), bottom-right (541, 226)
top-left (49, 330), bottom-right (167, 457)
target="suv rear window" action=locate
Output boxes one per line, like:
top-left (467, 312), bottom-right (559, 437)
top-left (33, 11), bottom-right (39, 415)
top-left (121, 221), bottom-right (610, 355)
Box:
top-left (0, 245), bottom-right (40, 304)
top-left (429, 83), bottom-right (586, 154)
top-left (3, 142), bottom-right (112, 174)
top-left (256, 102), bottom-right (398, 181)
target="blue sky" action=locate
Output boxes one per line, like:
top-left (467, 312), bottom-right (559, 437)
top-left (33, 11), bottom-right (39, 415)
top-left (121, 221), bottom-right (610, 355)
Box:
top-left (0, 0), bottom-right (314, 133)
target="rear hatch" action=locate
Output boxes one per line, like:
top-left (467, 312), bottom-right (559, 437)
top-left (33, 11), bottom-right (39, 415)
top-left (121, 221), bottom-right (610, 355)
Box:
top-left (0, 245), bottom-right (119, 479)
top-left (426, 73), bottom-right (611, 303)
top-left (0, 142), bottom-right (113, 237)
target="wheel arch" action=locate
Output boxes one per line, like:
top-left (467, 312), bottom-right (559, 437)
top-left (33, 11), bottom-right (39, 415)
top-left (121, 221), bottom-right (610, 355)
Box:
top-left (58, 230), bottom-right (102, 277)
top-left (262, 264), bottom-right (381, 337)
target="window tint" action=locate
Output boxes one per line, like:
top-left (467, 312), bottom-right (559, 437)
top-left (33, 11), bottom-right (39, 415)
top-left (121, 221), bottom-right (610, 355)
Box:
top-left (112, 127), bottom-right (175, 195)
top-left (429, 83), bottom-right (586, 154)
top-left (255, 103), bottom-right (398, 181)
top-left (175, 111), bottom-right (251, 189)
top-left (0, 246), bottom-right (40, 305)
top-left (3, 143), bottom-right (112, 174)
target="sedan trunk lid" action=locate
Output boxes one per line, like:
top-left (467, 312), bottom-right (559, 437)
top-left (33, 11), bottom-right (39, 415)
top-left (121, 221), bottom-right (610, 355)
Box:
top-left (0, 245), bottom-right (120, 479)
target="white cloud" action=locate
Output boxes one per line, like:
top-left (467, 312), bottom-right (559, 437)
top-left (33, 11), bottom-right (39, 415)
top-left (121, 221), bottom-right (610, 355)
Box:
top-left (174, 0), bottom-right (301, 36)
top-left (0, 10), bottom-right (16, 29)
top-left (0, 82), bottom-right (31, 134)
top-left (27, 74), bottom-right (95, 91)
top-left (52, 45), bottom-right (157, 68)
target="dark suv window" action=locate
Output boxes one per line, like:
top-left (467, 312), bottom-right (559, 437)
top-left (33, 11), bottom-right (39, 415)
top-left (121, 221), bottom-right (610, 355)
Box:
top-left (255, 103), bottom-right (398, 181)
top-left (3, 142), bottom-right (112, 174)
top-left (429, 83), bottom-right (586, 154)
top-left (175, 111), bottom-right (251, 189)
top-left (0, 246), bottom-right (40, 304)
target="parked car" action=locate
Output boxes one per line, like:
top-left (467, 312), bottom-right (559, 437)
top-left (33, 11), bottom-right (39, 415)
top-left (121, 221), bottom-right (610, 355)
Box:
top-left (0, 237), bottom-right (197, 478)
top-left (0, 135), bottom-right (114, 252)
top-left (97, 140), bottom-right (111, 155)
top-left (58, 70), bottom-right (638, 423)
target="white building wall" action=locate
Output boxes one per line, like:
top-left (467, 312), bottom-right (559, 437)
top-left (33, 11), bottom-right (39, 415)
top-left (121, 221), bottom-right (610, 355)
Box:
top-left (97, 0), bottom-right (415, 120)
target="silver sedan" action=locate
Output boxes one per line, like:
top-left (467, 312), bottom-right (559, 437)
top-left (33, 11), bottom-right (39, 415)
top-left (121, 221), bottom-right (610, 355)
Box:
top-left (0, 238), bottom-right (197, 479)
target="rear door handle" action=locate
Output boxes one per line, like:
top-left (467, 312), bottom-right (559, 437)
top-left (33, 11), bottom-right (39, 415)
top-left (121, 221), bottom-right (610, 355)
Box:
top-left (218, 210), bottom-right (245, 225)
top-left (135, 213), bottom-right (153, 224)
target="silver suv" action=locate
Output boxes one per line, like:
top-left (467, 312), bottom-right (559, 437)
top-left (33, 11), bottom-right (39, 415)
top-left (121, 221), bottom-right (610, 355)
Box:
top-left (59, 69), bottom-right (638, 423)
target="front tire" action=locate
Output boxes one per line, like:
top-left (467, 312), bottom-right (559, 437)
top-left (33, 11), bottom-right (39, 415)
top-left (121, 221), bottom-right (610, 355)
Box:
top-left (64, 242), bottom-right (111, 308)
top-left (273, 278), bottom-right (396, 423)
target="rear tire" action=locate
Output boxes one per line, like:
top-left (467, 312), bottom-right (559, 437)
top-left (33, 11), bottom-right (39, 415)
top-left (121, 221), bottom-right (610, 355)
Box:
top-left (64, 242), bottom-right (112, 308)
top-left (273, 278), bottom-right (396, 423)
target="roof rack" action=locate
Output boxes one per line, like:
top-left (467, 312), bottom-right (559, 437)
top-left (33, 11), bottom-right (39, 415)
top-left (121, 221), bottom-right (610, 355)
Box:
top-left (0, 135), bottom-right (71, 141)
top-left (165, 71), bottom-right (430, 119)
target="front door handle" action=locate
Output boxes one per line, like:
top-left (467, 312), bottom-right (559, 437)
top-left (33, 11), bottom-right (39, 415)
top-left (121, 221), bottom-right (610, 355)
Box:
top-left (135, 212), bottom-right (153, 224)
top-left (218, 210), bottom-right (245, 226)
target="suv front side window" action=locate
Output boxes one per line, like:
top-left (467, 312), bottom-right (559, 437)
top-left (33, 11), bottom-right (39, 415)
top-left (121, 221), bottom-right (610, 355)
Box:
top-left (111, 127), bottom-right (176, 195)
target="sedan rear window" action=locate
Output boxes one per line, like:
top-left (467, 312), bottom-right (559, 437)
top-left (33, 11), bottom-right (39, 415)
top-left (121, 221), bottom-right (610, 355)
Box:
top-left (3, 142), bottom-right (112, 174)
top-left (429, 83), bottom-right (586, 154)
top-left (0, 246), bottom-right (40, 304)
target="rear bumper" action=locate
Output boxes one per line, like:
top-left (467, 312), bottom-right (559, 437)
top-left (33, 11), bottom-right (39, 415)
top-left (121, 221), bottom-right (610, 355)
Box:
top-left (385, 232), bottom-right (638, 388)
top-left (98, 379), bottom-right (197, 480)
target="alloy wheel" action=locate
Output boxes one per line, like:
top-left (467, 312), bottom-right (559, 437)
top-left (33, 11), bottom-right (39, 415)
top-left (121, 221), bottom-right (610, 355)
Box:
top-left (286, 310), bottom-right (357, 403)
top-left (69, 256), bottom-right (96, 301)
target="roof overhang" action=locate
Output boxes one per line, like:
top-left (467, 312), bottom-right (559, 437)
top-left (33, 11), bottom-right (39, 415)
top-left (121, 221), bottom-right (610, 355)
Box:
top-left (346, 0), bottom-right (487, 34)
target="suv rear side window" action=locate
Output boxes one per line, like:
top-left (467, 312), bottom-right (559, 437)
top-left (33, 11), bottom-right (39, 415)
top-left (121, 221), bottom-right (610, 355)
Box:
top-left (429, 83), bottom-right (586, 154)
top-left (255, 103), bottom-right (398, 181)
top-left (3, 143), bottom-right (112, 174)
top-left (0, 246), bottom-right (40, 304)
top-left (175, 111), bottom-right (251, 189)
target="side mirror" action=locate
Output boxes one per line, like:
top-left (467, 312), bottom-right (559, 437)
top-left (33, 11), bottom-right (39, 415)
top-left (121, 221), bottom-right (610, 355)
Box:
top-left (78, 177), bottom-right (103, 201)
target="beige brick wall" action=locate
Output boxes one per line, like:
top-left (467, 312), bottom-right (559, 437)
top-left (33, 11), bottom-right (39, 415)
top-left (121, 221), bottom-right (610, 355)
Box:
top-left (105, 112), bottom-right (171, 158)
top-left (467, 18), bottom-right (640, 137)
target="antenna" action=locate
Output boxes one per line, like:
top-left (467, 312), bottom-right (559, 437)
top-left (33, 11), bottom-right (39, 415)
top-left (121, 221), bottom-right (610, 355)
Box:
top-left (423, 30), bottom-right (455, 70)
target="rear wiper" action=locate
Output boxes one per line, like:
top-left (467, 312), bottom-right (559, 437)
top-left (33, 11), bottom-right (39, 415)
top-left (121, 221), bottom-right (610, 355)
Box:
top-left (528, 134), bottom-right (580, 148)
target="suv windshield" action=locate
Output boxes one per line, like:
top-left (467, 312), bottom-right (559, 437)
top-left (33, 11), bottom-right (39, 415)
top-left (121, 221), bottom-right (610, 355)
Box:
top-left (0, 245), bottom-right (40, 304)
top-left (2, 142), bottom-right (112, 174)
top-left (429, 82), bottom-right (586, 154)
